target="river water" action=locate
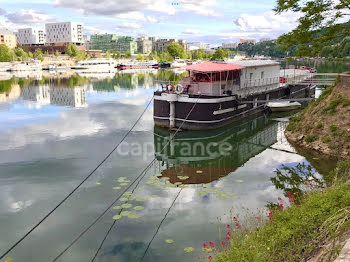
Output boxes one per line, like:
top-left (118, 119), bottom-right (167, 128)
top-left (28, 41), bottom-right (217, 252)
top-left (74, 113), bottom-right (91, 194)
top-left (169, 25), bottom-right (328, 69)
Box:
top-left (0, 65), bottom-right (341, 262)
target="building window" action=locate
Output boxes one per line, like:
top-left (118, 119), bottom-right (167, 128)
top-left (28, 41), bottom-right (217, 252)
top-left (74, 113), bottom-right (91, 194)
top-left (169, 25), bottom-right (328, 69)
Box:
top-left (261, 71), bottom-right (264, 79)
top-left (250, 73), bottom-right (253, 80)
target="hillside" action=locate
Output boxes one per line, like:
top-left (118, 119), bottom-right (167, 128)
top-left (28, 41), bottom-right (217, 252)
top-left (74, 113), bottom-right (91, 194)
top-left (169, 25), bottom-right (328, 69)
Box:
top-left (286, 72), bottom-right (350, 159)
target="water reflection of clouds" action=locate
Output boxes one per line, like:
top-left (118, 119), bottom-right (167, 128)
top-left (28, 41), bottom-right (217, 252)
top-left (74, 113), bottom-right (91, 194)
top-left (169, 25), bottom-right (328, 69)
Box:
top-left (0, 101), bottom-right (154, 152)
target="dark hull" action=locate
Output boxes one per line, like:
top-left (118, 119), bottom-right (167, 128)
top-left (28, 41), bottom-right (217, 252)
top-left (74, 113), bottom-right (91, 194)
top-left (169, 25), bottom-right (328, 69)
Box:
top-left (154, 85), bottom-right (312, 130)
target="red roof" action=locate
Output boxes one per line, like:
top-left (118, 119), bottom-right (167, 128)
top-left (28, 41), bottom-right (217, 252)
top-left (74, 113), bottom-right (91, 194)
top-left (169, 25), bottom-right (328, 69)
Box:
top-left (185, 62), bottom-right (244, 73)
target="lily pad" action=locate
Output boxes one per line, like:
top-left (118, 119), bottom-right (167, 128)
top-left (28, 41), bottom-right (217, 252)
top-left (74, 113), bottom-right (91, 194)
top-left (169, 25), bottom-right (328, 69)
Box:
top-left (160, 177), bottom-right (170, 180)
top-left (120, 211), bottom-right (131, 217)
top-left (96, 182), bottom-right (101, 185)
top-left (196, 170), bottom-right (203, 174)
top-left (127, 212), bottom-right (139, 219)
top-left (113, 186), bottom-right (121, 190)
top-left (156, 173), bottom-right (162, 177)
top-left (217, 195), bottom-right (227, 200)
top-left (177, 176), bottom-right (189, 180)
top-left (174, 182), bottom-right (183, 185)
top-left (121, 203), bottom-right (132, 209)
top-left (236, 179), bottom-right (244, 183)
top-left (151, 195), bottom-right (159, 198)
top-left (120, 183), bottom-right (129, 186)
top-left (135, 197), bottom-right (147, 202)
top-left (198, 191), bottom-right (208, 196)
top-left (113, 215), bottom-right (122, 220)
top-left (134, 206), bottom-right (144, 211)
top-left (123, 192), bottom-right (133, 196)
top-left (165, 239), bottom-right (174, 244)
top-left (184, 247), bottom-right (195, 253)
top-left (112, 206), bottom-right (122, 210)
top-left (119, 197), bottom-right (129, 202)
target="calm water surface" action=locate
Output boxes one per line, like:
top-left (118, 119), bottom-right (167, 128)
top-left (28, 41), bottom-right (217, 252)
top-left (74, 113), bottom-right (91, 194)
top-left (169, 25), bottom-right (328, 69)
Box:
top-left (0, 66), bottom-right (336, 262)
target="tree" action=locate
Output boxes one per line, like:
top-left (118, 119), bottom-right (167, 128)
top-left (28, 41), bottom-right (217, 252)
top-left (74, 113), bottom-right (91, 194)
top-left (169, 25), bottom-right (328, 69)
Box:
top-left (212, 48), bottom-right (226, 60)
top-left (125, 51), bottom-right (131, 58)
top-left (275, 0), bottom-right (350, 56)
top-left (136, 53), bottom-right (144, 60)
top-left (14, 48), bottom-right (29, 61)
top-left (116, 52), bottom-right (121, 59)
top-left (65, 43), bottom-right (79, 57)
top-left (0, 44), bottom-right (12, 62)
top-left (167, 42), bottom-right (185, 59)
top-left (54, 51), bottom-right (60, 57)
top-left (105, 50), bottom-right (111, 59)
top-left (34, 48), bottom-right (44, 61)
top-left (28, 51), bottom-right (33, 58)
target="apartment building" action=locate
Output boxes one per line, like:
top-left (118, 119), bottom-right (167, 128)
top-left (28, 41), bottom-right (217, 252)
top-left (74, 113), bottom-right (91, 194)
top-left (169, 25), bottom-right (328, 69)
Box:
top-left (16, 28), bottom-right (45, 45)
top-left (0, 29), bottom-right (17, 49)
top-left (221, 42), bottom-right (238, 49)
top-left (136, 37), bottom-right (152, 55)
top-left (45, 22), bottom-right (83, 45)
top-left (152, 39), bottom-right (188, 53)
top-left (240, 38), bottom-right (256, 45)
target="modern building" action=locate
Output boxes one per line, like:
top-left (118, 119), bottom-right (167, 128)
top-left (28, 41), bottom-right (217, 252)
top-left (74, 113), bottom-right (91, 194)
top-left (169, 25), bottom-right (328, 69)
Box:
top-left (152, 38), bottom-right (188, 53)
top-left (15, 28), bottom-right (45, 45)
top-left (136, 37), bottom-right (152, 55)
top-left (45, 22), bottom-right (83, 45)
top-left (21, 85), bottom-right (50, 105)
top-left (188, 42), bottom-right (210, 51)
top-left (90, 34), bottom-right (137, 54)
top-left (0, 29), bottom-right (17, 49)
top-left (240, 39), bottom-right (256, 45)
top-left (221, 42), bottom-right (238, 49)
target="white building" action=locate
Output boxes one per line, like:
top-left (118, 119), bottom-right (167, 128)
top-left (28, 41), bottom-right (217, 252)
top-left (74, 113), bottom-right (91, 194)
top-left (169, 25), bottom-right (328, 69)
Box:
top-left (15, 28), bottom-right (45, 45)
top-left (21, 85), bottom-right (50, 105)
top-left (221, 42), bottom-right (238, 49)
top-left (45, 22), bottom-right (83, 44)
top-left (188, 42), bottom-right (210, 51)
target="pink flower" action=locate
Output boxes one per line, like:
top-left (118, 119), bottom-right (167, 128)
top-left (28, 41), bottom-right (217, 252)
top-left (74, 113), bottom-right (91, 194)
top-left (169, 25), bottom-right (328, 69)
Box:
top-left (221, 240), bottom-right (226, 247)
top-left (203, 243), bottom-right (208, 248)
top-left (227, 224), bottom-right (231, 229)
top-left (226, 231), bottom-right (231, 237)
top-left (233, 216), bottom-right (238, 222)
top-left (208, 256), bottom-right (213, 261)
top-left (278, 204), bottom-right (284, 210)
top-left (235, 223), bottom-right (241, 229)
top-left (209, 241), bottom-right (215, 248)
top-left (225, 236), bottom-right (230, 240)
top-left (278, 197), bottom-right (282, 201)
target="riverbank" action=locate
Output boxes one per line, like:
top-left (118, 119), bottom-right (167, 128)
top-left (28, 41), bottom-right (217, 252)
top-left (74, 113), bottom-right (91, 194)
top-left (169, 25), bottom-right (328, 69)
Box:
top-left (285, 72), bottom-right (350, 159)
top-left (210, 160), bottom-right (350, 262)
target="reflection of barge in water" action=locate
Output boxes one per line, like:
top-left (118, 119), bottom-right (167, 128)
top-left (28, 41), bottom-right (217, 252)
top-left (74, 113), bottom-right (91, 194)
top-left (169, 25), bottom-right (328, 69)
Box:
top-left (154, 114), bottom-right (279, 184)
top-left (154, 60), bottom-right (313, 130)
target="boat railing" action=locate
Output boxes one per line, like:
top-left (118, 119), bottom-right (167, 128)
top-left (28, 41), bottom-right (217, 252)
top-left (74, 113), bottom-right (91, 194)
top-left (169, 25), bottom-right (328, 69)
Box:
top-left (243, 77), bottom-right (280, 88)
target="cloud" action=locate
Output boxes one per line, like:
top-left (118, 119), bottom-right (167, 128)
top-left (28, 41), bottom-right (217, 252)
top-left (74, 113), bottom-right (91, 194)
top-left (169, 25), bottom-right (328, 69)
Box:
top-left (179, 0), bottom-right (219, 17)
top-left (54, 0), bottom-right (176, 16)
top-left (116, 22), bottom-right (141, 29)
top-left (181, 28), bottom-right (200, 35)
top-left (0, 8), bottom-right (6, 16)
top-left (115, 11), bottom-right (159, 23)
top-left (235, 11), bottom-right (300, 33)
top-left (5, 9), bottom-right (57, 24)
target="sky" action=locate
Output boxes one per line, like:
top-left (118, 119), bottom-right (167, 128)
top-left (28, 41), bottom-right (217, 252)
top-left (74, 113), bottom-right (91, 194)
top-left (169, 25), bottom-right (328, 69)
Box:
top-left (0, 0), bottom-right (301, 45)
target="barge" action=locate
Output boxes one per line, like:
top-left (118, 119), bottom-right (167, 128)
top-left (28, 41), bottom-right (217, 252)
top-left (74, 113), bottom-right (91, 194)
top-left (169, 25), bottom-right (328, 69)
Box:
top-left (154, 60), bottom-right (313, 130)
top-left (117, 60), bottom-right (158, 70)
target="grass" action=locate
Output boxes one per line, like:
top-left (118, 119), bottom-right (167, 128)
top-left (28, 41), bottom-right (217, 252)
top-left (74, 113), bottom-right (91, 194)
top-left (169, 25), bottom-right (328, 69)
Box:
top-left (329, 125), bottom-right (344, 136)
top-left (211, 160), bottom-right (350, 262)
top-left (305, 135), bottom-right (319, 143)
